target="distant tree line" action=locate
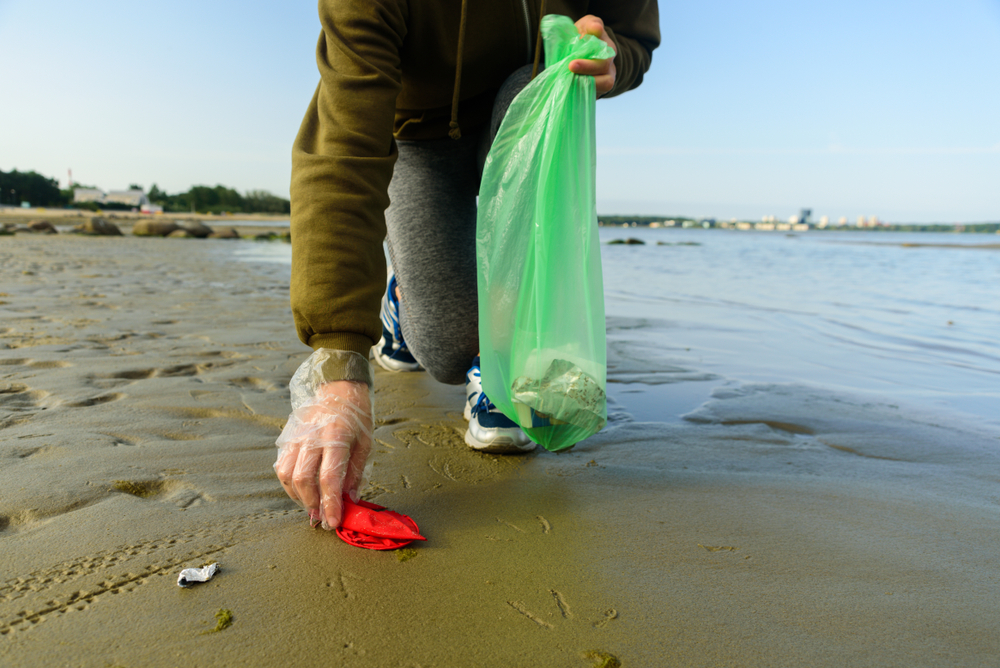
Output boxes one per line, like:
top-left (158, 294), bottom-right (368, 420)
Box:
top-left (0, 169), bottom-right (64, 207)
top-left (147, 184), bottom-right (290, 215)
top-left (0, 168), bottom-right (290, 215)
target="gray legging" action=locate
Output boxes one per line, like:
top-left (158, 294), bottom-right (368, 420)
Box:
top-left (385, 65), bottom-right (533, 385)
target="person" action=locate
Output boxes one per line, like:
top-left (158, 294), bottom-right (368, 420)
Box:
top-left (275, 1), bottom-right (660, 531)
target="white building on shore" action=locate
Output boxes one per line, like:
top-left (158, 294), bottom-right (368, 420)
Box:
top-left (72, 188), bottom-right (105, 203)
top-left (73, 188), bottom-right (150, 208)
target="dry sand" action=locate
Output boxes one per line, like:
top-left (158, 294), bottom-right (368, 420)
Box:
top-left (1, 234), bottom-right (998, 667)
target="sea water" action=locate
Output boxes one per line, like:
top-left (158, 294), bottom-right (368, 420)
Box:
top-left (233, 228), bottom-right (999, 431)
top-left (598, 227), bottom-right (999, 431)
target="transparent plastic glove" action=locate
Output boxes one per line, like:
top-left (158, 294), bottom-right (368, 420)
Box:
top-left (274, 349), bottom-right (374, 530)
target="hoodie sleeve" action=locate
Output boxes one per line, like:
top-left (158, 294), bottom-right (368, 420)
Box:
top-left (290, 1), bottom-right (408, 362)
top-left (591, 0), bottom-right (660, 98)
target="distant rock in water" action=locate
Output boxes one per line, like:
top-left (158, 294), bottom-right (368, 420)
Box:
top-left (607, 238), bottom-right (646, 245)
top-left (179, 220), bottom-right (213, 238)
top-left (27, 219), bottom-right (58, 234)
top-left (168, 229), bottom-right (194, 238)
top-left (132, 220), bottom-right (181, 237)
top-left (251, 230), bottom-right (292, 242)
top-left (73, 218), bottom-right (123, 236)
top-left (207, 227), bottom-right (240, 239)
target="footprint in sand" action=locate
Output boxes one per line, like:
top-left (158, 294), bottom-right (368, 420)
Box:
top-left (0, 384), bottom-right (54, 428)
top-left (66, 392), bottom-right (125, 408)
top-left (0, 383), bottom-right (51, 412)
top-left (88, 360), bottom-right (240, 388)
top-left (109, 479), bottom-right (207, 508)
top-left (229, 377), bottom-right (277, 392)
top-left (0, 358), bottom-right (72, 369)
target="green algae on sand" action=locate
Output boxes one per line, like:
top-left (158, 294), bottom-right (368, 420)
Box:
top-left (583, 649), bottom-right (622, 668)
top-left (201, 608), bottom-right (234, 635)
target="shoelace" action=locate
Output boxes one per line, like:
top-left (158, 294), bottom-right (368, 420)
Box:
top-left (473, 392), bottom-right (495, 417)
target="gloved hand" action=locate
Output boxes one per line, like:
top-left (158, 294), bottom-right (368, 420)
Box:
top-left (274, 349), bottom-right (374, 530)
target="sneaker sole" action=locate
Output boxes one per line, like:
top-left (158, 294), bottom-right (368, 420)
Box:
top-left (372, 346), bottom-right (422, 373)
top-left (464, 428), bottom-right (536, 453)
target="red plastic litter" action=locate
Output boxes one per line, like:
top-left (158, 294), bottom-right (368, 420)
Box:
top-left (335, 496), bottom-right (426, 550)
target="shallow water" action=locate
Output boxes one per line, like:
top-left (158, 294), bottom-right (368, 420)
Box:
top-left (598, 228), bottom-right (999, 430)
top-left (232, 228), bottom-right (1000, 432)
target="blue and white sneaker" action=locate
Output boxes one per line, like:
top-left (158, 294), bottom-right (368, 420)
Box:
top-left (464, 357), bottom-right (483, 421)
top-left (372, 274), bottom-right (422, 372)
top-left (464, 357), bottom-right (535, 453)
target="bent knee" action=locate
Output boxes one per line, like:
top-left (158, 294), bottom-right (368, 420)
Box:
top-left (419, 352), bottom-right (474, 386)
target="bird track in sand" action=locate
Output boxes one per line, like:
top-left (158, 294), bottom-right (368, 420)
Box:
top-left (0, 510), bottom-right (293, 637)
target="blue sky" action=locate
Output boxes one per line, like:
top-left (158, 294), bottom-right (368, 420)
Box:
top-left (1, 0), bottom-right (997, 222)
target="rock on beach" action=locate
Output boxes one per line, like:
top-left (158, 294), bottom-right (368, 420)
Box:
top-left (132, 220), bottom-right (181, 237)
top-left (73, 217), bottom-right (123, 236)
top-left (178, 220), bottom-right (214, 238)
top-left (207, 227), bottom-right (240, 239)
top-left (28, 219), bottom-right (58, 234)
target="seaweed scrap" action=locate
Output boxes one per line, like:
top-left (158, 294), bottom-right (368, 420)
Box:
top-left (583, 649), bottom-right (621, 668)
top-left (201, 608), bottom-right (233, 634)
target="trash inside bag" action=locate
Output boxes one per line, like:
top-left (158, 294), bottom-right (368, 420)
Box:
top-left (511, 358), bottom-right (606, 435)
top-left (476, 15), bottom-right (612, 451)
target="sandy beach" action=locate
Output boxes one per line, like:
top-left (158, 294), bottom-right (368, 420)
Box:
top-left (2, 231), bottom-right (999, 667)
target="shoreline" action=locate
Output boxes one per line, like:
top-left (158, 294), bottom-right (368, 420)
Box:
top-left (1, 234), bottom-right (998, 666)
top-left (4, 207), bottom-right (998, 233)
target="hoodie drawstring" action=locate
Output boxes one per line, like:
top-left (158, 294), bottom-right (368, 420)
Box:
top-left (448, 0), bottom-right (469, 139)
top-left (450, 0), bottom-right (546, 140)
top-left (531, 0), bottom-right (547, 80)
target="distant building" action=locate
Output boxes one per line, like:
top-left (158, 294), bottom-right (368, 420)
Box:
top-left (73, 187), bottom-right (150, 208)
top-left (73, 188), bottom-right (105, 203)
top-left (105, 190), bottom-right (149, 207)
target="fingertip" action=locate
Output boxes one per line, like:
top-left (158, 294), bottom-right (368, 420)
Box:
top-left (323, 494), bottom-right (344, 530)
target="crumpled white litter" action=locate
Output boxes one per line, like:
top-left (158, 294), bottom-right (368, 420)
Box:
top-left (177, 562), bottom-right (220, 588)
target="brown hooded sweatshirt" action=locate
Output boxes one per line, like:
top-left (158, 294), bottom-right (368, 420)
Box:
top-left (290, 0), bottom-right (660, 380)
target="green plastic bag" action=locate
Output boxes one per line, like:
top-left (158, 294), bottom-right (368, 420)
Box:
top-left (476, 15), bottom-right (613, 452)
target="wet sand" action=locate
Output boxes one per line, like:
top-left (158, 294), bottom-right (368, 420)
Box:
top-left (1, 234), bottom-right (998, 667)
